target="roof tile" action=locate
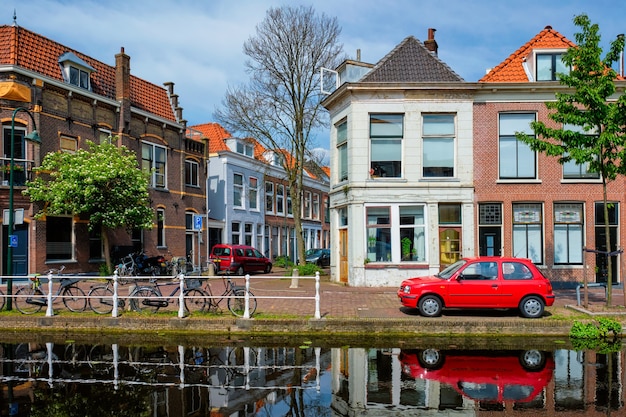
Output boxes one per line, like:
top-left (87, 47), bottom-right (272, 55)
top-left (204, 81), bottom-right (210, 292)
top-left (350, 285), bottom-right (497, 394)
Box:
top-left (0, 25), bottom-right (176, 121)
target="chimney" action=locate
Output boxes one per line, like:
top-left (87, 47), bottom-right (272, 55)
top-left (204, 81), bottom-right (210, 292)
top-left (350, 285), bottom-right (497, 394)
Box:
top-left (424, 28), bottom-right (438, 56)
top-left (115, 47), bottom-right (131, 101)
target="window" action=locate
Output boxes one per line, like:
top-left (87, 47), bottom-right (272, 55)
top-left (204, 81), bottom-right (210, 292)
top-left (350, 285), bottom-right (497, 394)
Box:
top-left (46, 216), bottom-right (73, 261)
top-left (244, 223), bottom-right (253, 246)
top-left (400, 206), bottom-right (426, 262)
top-left (337, 120), bottom-right (348, 182)
top-left (185, 160), bottom-right (199, 187)
top-left (325, 197), bottom-right (330, 224)
top-left (2, 125), bottom-right (27, 185)
top-left (60, 135), bottom-right (78, 153)
top-left (367, 207), bottom-right (391, 262)
top-left (499, 113), bottom-right (536, 179)
top-left (303, 191), bottom-right (312, 218)
top-left (236, 141), bottom-right (254, 157)
top-left (276, 185), bottom-right (284, 214)
top-left (554, 203), bottom-right (583, 264)
top-left (231, 222), bottom-right (241, 244)
top-left (370, 114), bottom-right (402, 178)
top-left (423, 114), bottom-right (455, 177)
top-left (366, 205), bottom-right (427, 263)
top-left (265, 182), bottom-right (274, 213)
top-left (248, 177), bottom-right (258, 210)
top-left (478, 203), bottom-right (502, 257)
top-left (142, 142), bottom-right (167, 188)
top-left (562, 124), bottom-right (600, 179)
top-left (536, 53), bottom-right (568, 81)
top-left (513, 203), bottom-right (543, 264)
top-left (287, 188), bottom-right (293, 216)
top-left (88, 228), bottom-right (103, 260)
top-left (233, 173), bottom-right (243, 208)
top-left (98, 128), bottom-right (112, 144)
top-left (69, 66), bottom-right (90, 89)
top-left (312, 194), bottom-right (320, 220)
top-left (157, 208), bottom-right (165, 247)
top-left (503, 262), bottom-right (533, 280)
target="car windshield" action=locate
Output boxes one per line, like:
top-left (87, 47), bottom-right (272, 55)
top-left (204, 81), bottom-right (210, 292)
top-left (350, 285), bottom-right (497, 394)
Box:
top-left (437, 260), bottom-right (467, 279)
top-left (306, 249), bottom-right (322, 257)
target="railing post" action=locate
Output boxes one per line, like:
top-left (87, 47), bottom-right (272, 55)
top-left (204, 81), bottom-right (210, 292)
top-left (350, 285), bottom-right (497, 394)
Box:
top-left (243, 274), bottom-right (250, 319)
top-left (178, 345), bottom-right (185, 389)
top-left (46, 271), bottom-right (54, 317)
top-left (314, 271), bottom-right (321, 319)
top-left (112, 269), bottom-right (119, 318)
top-left (178, 274), bottom-right (186, 318)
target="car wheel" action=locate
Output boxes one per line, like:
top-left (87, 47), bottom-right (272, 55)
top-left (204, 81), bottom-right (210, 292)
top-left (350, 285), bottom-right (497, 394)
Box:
top-left (264, 264), bottom-right (272, 274)
top-left (236, 266), bottom-right (245, 276)
top-left (519, 350), bottom-right (546, 371)
top-left (418, 295), bottom-right (443, 317)
top-left (418, 348), bottom-right (444, 370)
top-left (519, 296), bottom-right (545, 318)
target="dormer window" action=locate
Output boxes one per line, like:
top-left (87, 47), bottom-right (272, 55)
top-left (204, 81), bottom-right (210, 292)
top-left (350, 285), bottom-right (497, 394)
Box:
top-left (236, 141), bottom-right (254, 157)
top-left (536, 52), bottom-right (568, 81)
top-left (58, 52), bottom-right (94, 91)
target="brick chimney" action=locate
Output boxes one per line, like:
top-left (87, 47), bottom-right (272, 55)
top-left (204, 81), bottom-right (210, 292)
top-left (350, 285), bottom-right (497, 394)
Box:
top-left (115, 47), bottom-right (131, 134)
top-left (424, 28), bottom-right (438, 56)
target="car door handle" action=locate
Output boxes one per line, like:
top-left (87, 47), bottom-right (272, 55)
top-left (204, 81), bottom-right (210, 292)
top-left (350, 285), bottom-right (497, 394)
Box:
top-left (491, 284), bottom-right (499, 288)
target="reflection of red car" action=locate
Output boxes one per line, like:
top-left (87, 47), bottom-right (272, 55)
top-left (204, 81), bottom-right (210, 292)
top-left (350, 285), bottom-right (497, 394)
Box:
top-left (399, 349), bottom-right (554, 403)
top-left (397, 257), bottom-right (555, 318)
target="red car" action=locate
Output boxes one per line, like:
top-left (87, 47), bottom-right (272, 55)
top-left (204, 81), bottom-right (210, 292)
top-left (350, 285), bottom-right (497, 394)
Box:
top-left (399, 349), bottom-right (554, 404)
top-left (397, 257), bottom-right (555, 318)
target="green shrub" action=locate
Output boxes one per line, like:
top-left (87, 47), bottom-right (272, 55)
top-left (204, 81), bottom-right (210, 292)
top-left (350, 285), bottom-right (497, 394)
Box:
top-left (294, 263), bottom-right (322, 276)
top-left (274, 256), bottom-right (294, 268)
top-left (569, 317), bottom-right (622, 353)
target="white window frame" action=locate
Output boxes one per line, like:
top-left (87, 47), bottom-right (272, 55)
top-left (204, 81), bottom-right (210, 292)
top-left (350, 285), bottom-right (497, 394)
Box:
top-left (142, 142), bottom-right (167, 189)
top-left (512, 203), bottom-right (543, 264)
top-left (554, 202), bottom-right (583, 265)
top-left (337, 119), bottom-right (348, 182)
top-left (277, 184), bottom-right (285, 215)
top-left (422, 114), bottom-right (455, 178)
top-left (265, 181), bottom-right (274, 214)
top-left (249, 177), bottom-right (258, 210)
top-left (157, 208), bottom-right (166, 248)
top-left (498, 113), bottom-right (536, 180)
top-left (233, 173), bottom-right (244, 208)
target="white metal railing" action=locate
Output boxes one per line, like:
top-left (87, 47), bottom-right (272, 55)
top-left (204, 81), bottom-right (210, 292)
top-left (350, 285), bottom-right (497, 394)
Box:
top-left (0, 271), bottom-right (322, 319)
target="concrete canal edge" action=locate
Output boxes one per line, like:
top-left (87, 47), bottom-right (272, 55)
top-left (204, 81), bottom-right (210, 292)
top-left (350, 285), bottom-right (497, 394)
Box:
top-left (0, 315), bottom-right (575, 337)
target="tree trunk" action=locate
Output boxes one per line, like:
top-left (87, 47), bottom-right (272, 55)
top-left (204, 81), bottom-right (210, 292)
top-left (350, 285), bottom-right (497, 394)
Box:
top-left (603, 180), bottom-right (612, 306)
top-left (102, 225), bottom-right (112, 273)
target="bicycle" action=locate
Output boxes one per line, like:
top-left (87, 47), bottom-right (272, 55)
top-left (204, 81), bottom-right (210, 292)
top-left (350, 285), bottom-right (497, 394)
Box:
top-left (88, 275), bottom-right (126, 315)
top-left (129, 276), bottom-right (210, 314)
top-left (13, 266), bottom-right (87, 314)
top-left (205, 275), bottom-right (257, 317)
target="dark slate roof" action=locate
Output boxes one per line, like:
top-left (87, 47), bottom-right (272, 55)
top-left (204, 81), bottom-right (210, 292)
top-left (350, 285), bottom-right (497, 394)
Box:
top-left (360, 36), bottom-right (463, 83)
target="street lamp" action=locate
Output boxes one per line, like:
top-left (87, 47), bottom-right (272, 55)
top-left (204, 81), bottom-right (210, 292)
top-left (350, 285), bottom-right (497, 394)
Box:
top-left (6, 107), bottom-right (40, 310)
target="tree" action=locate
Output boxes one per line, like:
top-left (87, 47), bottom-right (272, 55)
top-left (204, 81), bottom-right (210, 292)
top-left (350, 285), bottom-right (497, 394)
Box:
top-left (516, 14), bottom-right (626, 305)
top-left (215, 5), bottom-right (343, 264)
top-left (24, 140), bottom-right (154, 271)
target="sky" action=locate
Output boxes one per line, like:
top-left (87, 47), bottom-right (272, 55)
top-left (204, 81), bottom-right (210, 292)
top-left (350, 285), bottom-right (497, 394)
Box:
top-left (4, 0), bottom-right (625, 153)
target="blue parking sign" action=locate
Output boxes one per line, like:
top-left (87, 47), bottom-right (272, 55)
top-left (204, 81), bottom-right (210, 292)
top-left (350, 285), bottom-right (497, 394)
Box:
top-left (9, 234), bottom-right (17, 248)
top-left (193, 215), bottom-right (202, 231)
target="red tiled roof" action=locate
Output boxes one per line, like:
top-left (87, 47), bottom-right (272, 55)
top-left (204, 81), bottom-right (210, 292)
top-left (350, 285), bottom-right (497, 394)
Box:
top-left (480, 26), bottom-right (576, 82)
top-left (190, 123), bottom-right (231, 153)
top-left (0, 25), bottom-right (176, 121)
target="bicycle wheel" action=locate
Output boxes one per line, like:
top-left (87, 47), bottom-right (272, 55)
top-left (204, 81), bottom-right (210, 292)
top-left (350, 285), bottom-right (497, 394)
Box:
top-left (14, 287), bottom-right (44, 314)
top-left (184, 288), bottom-right (209, 314)
top-left (227, 289), bottom-right (257, 317)
top-left (62, 285), bottom-right (87, 312)
top-left (0, 288), bottom-right (4, 311)
top-left (88, 285), bottom-right (115, 314)
top-left (129, 287), bottom-right (161, 313)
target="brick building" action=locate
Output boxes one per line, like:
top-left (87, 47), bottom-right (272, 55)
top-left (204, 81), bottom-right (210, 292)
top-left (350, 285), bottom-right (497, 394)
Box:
top-left (0, 24), bottom-right (206, 276)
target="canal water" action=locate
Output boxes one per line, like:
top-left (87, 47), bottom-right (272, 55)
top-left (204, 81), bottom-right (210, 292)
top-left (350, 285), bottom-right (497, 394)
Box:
top-left (0, 337), bottom-right (621, 416)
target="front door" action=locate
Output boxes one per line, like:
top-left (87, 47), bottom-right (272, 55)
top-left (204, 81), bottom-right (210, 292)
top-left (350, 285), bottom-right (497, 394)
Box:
top-left (2, 223), bottom-right (28, 279)
top-left (479, 227), bottom-right (501, 257)
top-left (339, 229), bottom-right (348, 283)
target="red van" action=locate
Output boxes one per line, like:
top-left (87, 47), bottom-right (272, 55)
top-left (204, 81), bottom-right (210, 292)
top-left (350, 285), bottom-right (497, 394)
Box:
top-left (210, 244), bottom-right (272, 275)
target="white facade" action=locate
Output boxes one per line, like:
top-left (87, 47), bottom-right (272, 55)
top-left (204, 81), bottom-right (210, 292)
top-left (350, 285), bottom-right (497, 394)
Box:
top-left (326, 88), bottom-right (475, 286)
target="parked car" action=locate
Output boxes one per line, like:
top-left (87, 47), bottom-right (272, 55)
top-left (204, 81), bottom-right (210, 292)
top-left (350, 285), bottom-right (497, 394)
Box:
top-left (399, 348), bottom-right (554, 403)
top-left (305, 248), bottom-right (330, 267)
top-left (397, 257), bottom-right (555, 318)
top-left (209, 244), bottom-right (272, 275)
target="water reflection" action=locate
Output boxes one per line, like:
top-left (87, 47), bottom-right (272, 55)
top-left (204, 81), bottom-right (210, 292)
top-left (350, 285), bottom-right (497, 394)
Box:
top-left (0, 340), bottom-right (623, 415)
